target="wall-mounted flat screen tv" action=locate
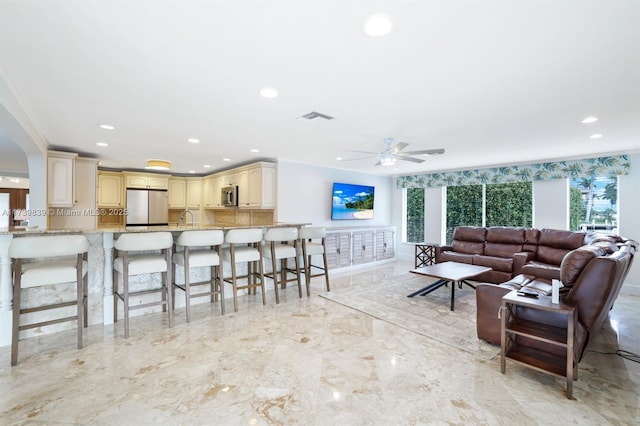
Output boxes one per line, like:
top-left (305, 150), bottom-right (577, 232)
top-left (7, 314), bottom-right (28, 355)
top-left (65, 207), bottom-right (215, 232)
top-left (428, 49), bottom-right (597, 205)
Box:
top-left (331, 182), bottom-right (375, 220)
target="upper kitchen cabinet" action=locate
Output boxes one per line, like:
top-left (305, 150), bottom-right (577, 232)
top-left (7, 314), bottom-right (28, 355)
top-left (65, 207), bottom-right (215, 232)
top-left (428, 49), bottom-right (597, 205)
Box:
top-left (97, 171), bottom-right (124, 207)
top-left (186, 178), bottom-right (202, 208)
top-left (47, 151), bottom-right (77, 207)
top-left (202, 174), bottom-right (224, 208)
top-left (50, 158), bottom-right (99, 229)
top-left (168, 178), bottom-right (186, 208)
top-left (124, 172), bottom-right (169, 189)
top-left (239, 162), bottom-right (276, 209)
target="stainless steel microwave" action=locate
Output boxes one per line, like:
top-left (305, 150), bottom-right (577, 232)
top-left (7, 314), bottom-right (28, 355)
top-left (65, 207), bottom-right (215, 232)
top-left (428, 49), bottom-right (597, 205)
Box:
top-left (221, 186), bottom-right (238, 207)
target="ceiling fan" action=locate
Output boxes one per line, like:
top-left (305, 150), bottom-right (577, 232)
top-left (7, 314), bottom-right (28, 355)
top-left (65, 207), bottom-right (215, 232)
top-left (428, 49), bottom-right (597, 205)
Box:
top-left (347, 138), bottom-right (445, 166)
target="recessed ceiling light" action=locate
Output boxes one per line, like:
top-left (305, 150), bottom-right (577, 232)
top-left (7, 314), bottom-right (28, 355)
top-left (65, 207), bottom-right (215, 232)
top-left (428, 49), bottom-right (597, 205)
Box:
top-left (589, 134), bottom-right (603, 139)
top-left (96, 142), bottom-right (109, 147)
top-left (260, 88), bottom-right (278, 98)
top-left (336, 157), bottom-right (343, 161)
top-left (223, 158), bottom-right (231, 162)
top-left (99, 124), bottom-right (115, 130)
top-left (203, 164), bottom-right (211, 168)
top-left (187, 138), bottom-right (200, 144)
top-left (250, 148), bottom-right (260, 153)
top-left (189, 170), bottom-right (196, 174)
top-left (363, 14), bottom-right (393, 37)
top-left (582, 116), bottom-right (599, 124)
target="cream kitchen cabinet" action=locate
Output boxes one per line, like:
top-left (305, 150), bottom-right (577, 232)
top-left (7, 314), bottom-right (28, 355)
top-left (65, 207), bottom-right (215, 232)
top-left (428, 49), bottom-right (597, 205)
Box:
top-left (47, 151), bottom-right (77, 207)
top-left (124, 173), bottom-right (169, 189)
top-left (97, 171), bottom-right (124, 207)
top-left (50, 158), bottom-right (98, 230)
top-left (168, 178), bottom-right (187, 208)
top-left (237, 163), bottom-right (276, 208)
top-left (186, 178), bottom-right (202, 208)
top-left (202, 175), bottom-right (224, 208)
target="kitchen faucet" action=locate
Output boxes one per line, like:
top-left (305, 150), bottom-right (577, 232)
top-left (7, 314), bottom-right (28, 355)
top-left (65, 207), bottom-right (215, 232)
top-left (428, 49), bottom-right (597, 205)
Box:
top-left (179, 209), bottom-right (195, 228)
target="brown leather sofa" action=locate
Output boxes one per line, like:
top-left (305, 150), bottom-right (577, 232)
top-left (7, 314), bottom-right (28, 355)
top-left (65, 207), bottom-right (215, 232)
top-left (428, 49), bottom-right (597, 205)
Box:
top-left (436, 226), bottom-right (590, 283)
top-left (476, 238), bottom-right (636, 363)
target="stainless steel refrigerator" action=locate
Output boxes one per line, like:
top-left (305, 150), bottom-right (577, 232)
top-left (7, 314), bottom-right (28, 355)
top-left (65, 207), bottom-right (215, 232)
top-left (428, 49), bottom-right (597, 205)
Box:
top-left (126, 188), bottom-right (169, 226)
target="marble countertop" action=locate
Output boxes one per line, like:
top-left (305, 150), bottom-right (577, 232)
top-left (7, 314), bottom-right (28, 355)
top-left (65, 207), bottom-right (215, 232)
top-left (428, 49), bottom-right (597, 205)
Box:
top-left (0, 222), bottom-right (310, 235)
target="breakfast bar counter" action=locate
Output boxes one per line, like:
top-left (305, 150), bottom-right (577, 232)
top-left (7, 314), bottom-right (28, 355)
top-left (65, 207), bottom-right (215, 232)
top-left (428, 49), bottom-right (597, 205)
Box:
top-left (0, 223), bottom-right (308, 346)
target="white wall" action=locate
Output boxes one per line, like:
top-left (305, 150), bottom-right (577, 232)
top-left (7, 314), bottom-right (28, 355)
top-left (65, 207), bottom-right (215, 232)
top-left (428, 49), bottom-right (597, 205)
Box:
top-left (619, 153), bottom-right (640, 293)
top-left (1, 75), bottom-right (48, 228)
top-left (277, 160), bottom-right (393, 228)
top-left (533, 179), bottom-right (568, 229)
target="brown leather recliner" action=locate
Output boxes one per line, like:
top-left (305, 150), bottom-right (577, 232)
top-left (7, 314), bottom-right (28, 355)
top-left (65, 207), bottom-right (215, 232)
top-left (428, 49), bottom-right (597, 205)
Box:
top-left (475, 239), bottom-right (636, 363)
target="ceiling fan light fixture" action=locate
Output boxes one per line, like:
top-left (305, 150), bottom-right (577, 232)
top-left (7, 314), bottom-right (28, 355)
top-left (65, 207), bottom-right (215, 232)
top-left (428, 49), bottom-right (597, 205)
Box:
top-left (363, 14), bottom-right (393, 37)
top-left (380, 157), bottom-right (396, 166)
top-left (145, 159), bottom-right (171, 170)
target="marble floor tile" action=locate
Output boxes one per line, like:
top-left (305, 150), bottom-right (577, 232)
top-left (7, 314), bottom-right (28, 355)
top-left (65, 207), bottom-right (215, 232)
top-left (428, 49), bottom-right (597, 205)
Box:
top-left (1, 260), bottom-right (639, 425)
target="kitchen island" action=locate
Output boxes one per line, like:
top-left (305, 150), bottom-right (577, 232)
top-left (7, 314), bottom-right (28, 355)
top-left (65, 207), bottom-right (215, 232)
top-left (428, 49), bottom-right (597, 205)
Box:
top-left (0, 223), bottom-right (309, 347)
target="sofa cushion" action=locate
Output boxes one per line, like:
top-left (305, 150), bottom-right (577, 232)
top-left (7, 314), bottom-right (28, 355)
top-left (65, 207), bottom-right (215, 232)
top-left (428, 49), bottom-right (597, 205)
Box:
top-left (523, 228), bottom-right (540, 253)
top-left (452, 226), bottom-right (487, 242)
top-left (560, 245), bottom-right (606, 287)
top-left (485, 242), bottom-right (524, 258)
top-left (439, 251), bottom-right (474, 264)
top-left (452, 240), bottom-right (485, 255)
top-left (521, 261), bottom-right (561, 280)
top-left (539, 229), bottom-right (586, 250)
top-left (473, 254), bottom-right (513, 272)
top-left (536, 246), bottom-right (570, 266)
top-left (486, 227), bottom-right (525, 244)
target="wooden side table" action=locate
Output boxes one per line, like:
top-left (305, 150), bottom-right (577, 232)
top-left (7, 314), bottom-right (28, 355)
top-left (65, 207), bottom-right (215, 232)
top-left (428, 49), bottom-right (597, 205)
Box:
top-left (500, 291), bottom-right (577, 399)
top-left (414, 243), bottom-right (437, 268)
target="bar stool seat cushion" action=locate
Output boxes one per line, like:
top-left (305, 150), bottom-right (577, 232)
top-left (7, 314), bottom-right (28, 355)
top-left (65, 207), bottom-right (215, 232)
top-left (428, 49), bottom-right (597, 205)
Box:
top-left (21, 260), bottom-right (89, 288)
top-left (222, 246), bottom-right (260, 263)
top-left (114, 254), bottom-right (167, 275)
top-left (173, 250), bottom-right (220, 268)
top-left (298, 242), bottom-right (325, 256)
top-left (266, 244), bottom-right (297, 259)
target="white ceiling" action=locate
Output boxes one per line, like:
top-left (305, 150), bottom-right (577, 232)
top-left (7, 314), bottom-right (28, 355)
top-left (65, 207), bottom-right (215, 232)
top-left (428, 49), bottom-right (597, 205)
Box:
top-left (1, 0), bottom-right (639, 177)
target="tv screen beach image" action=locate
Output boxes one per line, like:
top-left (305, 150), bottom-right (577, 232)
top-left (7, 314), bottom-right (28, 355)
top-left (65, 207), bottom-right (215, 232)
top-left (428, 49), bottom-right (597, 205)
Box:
top-left (331, 183), bottom-right (374, 220)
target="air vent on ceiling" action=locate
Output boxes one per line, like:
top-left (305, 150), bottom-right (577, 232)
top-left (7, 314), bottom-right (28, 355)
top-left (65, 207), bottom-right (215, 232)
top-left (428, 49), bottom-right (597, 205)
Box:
top-left (300, 111), bottom-right (334, 120)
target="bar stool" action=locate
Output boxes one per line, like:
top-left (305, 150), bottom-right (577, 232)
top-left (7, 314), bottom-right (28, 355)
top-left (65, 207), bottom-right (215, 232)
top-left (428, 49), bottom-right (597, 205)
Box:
top-left (113, 232), bottom-right (173, 338)
top-left (299, 227), bottom-right (330, 292)
top-left (263, 227), bottom-right (303, 302)
top-left (9, 234), bottom-right (90, 366)
top-left (172, 229), bottom-right (225, 322)
top-left (222, 228), bottom-right (265, 312)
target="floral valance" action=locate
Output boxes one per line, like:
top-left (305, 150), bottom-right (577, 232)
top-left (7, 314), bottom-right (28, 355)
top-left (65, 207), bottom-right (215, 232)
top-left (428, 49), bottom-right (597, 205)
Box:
top-left (396, 155), bottom-right (630, 189)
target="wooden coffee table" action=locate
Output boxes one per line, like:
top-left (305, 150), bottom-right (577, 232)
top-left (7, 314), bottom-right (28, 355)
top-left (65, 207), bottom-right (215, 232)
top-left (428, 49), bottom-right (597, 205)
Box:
top-left (409, 261), bottom-right (491, 311)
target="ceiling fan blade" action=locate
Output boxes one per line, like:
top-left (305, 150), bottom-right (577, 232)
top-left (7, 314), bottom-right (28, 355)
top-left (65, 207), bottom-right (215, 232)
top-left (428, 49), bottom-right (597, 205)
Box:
top-left (347, 149), bottom-right (380, 155)
top-left (374, 159), bottom-right (383, 166)
top-left (390, 142), bottom-right (409, 154)
top-left (397, 156), bottom-right (425, 164)
top-left (340, 156), bottom-right (377, 161)
top-left (401, 148), bottom-right (445, 156)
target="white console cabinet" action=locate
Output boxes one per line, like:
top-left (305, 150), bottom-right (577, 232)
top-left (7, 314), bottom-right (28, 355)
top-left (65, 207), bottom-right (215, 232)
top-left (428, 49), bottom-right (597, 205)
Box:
top-left (325, 227), bottom-right (395, 270)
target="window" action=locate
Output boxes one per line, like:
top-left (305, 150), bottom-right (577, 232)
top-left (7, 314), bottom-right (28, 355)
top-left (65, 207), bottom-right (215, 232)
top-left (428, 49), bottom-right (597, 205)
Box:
top-left (446, 182), bottom-right (532, 244)
top-left (569, 176), bottom-right (618, 232)
top-left (486, 182), bottom-right (532, 228)
top-left (446, 185), bottom-right (483, 244)
top-left (404, 188), bottom-right (424, 243)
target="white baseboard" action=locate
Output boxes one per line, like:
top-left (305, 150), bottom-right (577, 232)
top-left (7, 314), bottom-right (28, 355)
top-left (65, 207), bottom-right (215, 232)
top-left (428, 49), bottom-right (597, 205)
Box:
top-left (328, 258), bottom-right (396, 276)
top-left (620, 282), bottom-right (640, 296)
